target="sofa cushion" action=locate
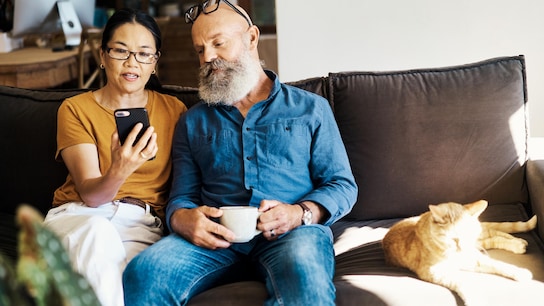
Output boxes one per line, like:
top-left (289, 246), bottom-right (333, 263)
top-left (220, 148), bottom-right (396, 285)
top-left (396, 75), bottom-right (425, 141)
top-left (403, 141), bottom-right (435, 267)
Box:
top-left (330, 56), bottom-right (529, 220)
top-left (331, 202), bottom-right (544, 305)
top-left (286, 76), bottom-right (329, 100)
top-left (0, 87), bottom-right (89, 215)
top-left (159, 85), bottom-right (200, 109)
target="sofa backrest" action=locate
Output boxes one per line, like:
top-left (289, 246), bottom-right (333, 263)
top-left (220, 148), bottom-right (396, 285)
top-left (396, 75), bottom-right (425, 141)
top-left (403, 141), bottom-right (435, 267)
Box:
top-left (0, 87), bottom-right (85, 215)
top-left (0, 56), bottom-right (529, 222)
top-left (328, 56), bottom-right (529, 220)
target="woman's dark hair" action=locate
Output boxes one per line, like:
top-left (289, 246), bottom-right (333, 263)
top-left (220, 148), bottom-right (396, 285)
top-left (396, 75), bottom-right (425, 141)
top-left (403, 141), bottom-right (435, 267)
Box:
top-left (101, 8), bottom-right (162, 90)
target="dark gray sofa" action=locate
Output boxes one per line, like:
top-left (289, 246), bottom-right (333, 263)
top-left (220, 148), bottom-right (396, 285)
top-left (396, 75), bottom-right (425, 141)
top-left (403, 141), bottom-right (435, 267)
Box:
top-left (1, 55), bottom-right (543, 305)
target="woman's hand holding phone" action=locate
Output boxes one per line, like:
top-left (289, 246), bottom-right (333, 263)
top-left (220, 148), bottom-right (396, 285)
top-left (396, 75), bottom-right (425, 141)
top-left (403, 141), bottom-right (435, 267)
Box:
top-left (114, 108), bottom-right (157, 161)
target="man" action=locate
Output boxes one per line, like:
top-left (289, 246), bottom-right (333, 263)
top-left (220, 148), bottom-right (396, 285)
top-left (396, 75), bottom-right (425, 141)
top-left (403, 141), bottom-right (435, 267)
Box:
top-left (123, 1), bottom-right (358, 305)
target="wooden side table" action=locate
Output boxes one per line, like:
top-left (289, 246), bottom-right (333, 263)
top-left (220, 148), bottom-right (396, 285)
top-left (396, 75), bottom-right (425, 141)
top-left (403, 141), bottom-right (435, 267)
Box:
top-left (0, 47), bottom-right (89, 89)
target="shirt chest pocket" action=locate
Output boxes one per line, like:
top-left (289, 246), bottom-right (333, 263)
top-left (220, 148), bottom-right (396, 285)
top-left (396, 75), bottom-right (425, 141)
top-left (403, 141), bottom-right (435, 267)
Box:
top-left (263, 123), bottom-right (311, 167)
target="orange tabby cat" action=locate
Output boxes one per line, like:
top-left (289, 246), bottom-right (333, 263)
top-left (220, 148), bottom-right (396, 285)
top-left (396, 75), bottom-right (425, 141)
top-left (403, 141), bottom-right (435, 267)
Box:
top-left (382, 200), bottom-right (536, 304)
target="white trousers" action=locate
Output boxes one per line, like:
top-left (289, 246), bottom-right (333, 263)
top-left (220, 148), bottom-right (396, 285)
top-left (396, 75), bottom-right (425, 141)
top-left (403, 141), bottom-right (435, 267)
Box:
top-left (43, 201), bottom-right (163, 306)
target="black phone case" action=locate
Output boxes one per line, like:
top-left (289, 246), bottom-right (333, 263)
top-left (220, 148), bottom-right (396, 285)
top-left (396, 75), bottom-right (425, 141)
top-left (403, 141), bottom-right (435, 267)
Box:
top-left (114, 108), bottom-right (150, 146)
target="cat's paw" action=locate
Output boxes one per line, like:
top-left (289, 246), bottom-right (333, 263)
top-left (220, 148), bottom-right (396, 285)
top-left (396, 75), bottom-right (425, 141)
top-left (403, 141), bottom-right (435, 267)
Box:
top-left (512, 268), bottom-right (533, 281)
top-left (510, 238), bottom-right (529, 254)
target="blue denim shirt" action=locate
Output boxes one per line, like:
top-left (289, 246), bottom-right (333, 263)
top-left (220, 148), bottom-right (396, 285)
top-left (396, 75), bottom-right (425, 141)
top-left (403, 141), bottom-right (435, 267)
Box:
top-left (166, 71), bottom-right (358, 231)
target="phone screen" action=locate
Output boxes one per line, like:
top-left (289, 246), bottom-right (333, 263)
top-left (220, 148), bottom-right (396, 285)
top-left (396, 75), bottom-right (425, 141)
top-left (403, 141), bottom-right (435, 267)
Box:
top-left (114, 108), bottom-right (150, 146)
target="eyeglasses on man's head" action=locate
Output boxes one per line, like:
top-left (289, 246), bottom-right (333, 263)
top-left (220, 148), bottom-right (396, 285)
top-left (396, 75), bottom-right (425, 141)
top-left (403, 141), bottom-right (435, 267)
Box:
top-left (184, 0), bottom-right (252, 27)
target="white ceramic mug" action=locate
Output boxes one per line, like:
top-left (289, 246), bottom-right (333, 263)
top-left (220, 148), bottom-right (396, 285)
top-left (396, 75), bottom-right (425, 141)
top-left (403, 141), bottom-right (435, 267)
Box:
top-left (219, 206), bottom-right (262, 243)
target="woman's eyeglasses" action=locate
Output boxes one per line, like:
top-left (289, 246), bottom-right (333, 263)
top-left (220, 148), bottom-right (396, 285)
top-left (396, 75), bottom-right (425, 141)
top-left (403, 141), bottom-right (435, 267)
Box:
top-left (106, 47), bottom-right (160, 64)
top-left (184, 0), bottom-right (252, 27)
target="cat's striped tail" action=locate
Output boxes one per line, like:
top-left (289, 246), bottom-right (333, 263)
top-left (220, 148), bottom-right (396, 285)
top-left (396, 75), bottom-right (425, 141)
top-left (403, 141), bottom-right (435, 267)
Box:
top-left (481, 215), bottom-right (537, 233)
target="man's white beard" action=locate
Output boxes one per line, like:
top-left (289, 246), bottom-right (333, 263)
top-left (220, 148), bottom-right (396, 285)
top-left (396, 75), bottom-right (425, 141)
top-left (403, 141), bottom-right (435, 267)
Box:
top-left (198, 51), bottom-right (262, 106)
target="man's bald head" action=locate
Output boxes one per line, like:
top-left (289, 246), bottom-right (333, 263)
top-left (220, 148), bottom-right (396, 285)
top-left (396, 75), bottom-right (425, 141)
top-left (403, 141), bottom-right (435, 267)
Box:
top-left (190, 2), bottom-right (260, 64)
top-left (192, 2), bottom-right (252, 33)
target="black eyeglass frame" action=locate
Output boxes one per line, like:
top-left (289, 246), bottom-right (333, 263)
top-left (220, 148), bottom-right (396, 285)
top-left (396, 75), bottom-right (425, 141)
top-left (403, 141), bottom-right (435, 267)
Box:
top-left (105, 47), bottom-right (160, 65)
top-left (184, 0), bottom-right (253, 27)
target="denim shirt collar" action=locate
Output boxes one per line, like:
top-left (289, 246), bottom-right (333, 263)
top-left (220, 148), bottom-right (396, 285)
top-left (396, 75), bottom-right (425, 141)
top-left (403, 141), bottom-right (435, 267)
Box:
top-left (264, 69), bottom-right (281, 99)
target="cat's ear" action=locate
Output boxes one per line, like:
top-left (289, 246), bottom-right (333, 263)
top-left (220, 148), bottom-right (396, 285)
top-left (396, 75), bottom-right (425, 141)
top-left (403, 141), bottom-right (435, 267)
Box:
top-left (465, 200), bottom-right (488, 217)
top-left (429, 204), bottom-right (448, 224)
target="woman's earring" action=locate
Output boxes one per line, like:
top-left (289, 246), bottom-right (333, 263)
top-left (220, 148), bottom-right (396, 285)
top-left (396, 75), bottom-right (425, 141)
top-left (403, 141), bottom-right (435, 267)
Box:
top-left (151, 69), bottom-right (156, 74)
top-left (100, 64), bottom-right (105, 69)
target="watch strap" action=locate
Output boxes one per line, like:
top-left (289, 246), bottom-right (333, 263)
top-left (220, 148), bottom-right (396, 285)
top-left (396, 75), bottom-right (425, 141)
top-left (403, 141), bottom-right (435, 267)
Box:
top-left (296, 202), bottom-right (312, 225)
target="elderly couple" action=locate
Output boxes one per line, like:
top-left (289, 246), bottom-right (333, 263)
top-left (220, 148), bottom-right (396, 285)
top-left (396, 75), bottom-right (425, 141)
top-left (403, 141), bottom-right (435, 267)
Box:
top-left (43, 1), bottom-right (357, 305)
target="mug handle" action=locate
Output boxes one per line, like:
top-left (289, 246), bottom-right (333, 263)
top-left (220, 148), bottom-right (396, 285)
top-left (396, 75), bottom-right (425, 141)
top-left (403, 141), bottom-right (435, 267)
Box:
top-left (254, 211), bottom-right (263, 237)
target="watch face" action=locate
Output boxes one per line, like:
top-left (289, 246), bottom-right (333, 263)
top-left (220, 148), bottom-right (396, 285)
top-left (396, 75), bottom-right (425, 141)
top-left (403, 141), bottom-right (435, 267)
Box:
top-left (302, 210), bottom-right (312, 225)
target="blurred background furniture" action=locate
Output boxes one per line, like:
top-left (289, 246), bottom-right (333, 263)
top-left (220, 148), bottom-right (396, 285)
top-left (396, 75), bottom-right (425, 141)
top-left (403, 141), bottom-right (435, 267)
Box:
top-left (0, 46), bottom-right (89, 88)
top-left (78, 27), bottom-right (103, 88)
top-left (1, 1), bottom-right (277, 89)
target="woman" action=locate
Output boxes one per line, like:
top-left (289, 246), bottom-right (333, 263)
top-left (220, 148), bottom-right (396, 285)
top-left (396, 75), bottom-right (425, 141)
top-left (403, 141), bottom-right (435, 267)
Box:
top-left (43, 8), bottom-right (187, 306)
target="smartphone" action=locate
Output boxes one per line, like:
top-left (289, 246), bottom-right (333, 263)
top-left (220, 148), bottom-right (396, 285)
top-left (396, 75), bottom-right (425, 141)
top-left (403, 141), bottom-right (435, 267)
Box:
top-left (114, 108), bottom-right (150, 146)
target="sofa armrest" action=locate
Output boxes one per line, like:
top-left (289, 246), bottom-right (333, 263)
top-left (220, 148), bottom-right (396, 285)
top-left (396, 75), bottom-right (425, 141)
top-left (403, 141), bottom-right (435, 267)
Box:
top-left (527, 137), bottom-right (544, 239)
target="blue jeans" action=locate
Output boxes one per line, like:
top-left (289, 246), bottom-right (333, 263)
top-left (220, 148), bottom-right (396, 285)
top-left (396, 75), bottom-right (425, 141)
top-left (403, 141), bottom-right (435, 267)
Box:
top-left (123, 225), bottom-right (336, 306)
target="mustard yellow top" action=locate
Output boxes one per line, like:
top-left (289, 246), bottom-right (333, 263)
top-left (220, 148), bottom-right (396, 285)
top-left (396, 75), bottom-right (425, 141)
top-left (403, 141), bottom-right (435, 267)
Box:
top-left (52, 90), bottom-right (187, 219)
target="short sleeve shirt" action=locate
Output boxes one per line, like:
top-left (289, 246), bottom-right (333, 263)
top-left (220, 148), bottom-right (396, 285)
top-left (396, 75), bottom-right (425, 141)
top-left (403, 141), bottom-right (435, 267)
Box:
top-left (53, 90), bottom-right (187, 218)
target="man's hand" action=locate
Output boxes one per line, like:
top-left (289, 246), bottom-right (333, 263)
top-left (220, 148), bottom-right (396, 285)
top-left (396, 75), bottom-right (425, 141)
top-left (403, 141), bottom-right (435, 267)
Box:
top-left (170, 206), bottom-right (236, 249)
top-left (257, 199), bottom-right (329, 240)
top-left (257, 200), bottom-right (304, 240)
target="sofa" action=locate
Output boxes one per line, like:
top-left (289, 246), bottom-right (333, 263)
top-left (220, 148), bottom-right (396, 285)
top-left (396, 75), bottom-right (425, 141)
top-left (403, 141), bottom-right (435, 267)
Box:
top-left (1, 55), bottom-right (544, 305)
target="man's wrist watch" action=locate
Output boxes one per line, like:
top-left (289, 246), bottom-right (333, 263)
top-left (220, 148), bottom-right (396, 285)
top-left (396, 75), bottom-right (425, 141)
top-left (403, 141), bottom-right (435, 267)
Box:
top-left (297, 202), bottom-right (313, 225)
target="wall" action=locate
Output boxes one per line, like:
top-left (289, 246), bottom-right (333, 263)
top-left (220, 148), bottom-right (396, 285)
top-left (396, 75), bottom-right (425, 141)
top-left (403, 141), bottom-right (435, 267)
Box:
top-left (276, 0), bottom-right (544, 136)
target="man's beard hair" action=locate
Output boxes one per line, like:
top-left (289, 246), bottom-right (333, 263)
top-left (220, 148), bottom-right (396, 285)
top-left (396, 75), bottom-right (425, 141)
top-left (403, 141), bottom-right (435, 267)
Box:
top-left (198, 51), bottom-right (262, 106)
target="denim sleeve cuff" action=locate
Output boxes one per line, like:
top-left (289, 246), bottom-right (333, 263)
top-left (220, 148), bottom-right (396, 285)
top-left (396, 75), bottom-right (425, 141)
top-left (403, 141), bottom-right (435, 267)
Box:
top-left (298, 194), bottom-right (345, 226)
